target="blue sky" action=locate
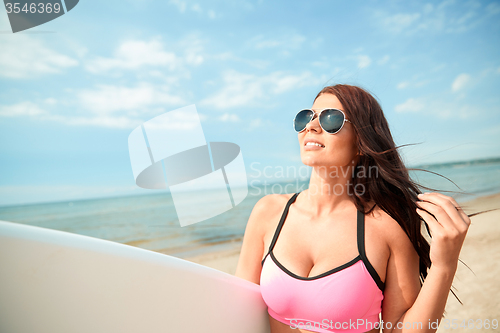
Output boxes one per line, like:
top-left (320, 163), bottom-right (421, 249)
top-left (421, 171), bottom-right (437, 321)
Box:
top-left (1, 0), bottom-right (499, 206)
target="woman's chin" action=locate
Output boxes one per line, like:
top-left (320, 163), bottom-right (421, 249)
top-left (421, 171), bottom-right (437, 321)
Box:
top-left (301, 157), bottom-right (325, 167)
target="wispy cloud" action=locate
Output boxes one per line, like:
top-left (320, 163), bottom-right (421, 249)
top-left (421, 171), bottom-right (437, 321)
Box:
top-left (378, 55), bottom-right (390, 65)
top-left (249, 118), bottom-right (262, 129)
top-left (76, 83), bottom-right (185, 114)
top-left (375, 0), bottom-right (494, 35)
top-left (397, 81), bottom-right (410, 89)
top-left (219, 113), bottom-right (240, 122)
top-left (395, 98), bottom-right (425, 113)
top-left (169, 0), bottom-right (187, 12)
top-left (486, 2), bottom-right (500, 15)
top-left (0, 101), bottom-right (46, 117)
top-left (85, 35), bottom-right (205, 75)
top-left (357, 55), bottom-right (372, 69)
top-left (244, 117), bottom-right (274, 132)
top-left (85, 38), bottom-right (180, 73)
top-left (201, 70), bottom-right (324, 109)
top-left (0, 35), bottom-right (78, 79)
top-left (396, 78), bottom-right (430, 90)
top-left (451, 73), bottom-right (471, 92)
top-left (395, 95), bottom-right (483, 119)
top-left (168, 0), bottom-right (218, 19)
top-left (380, 12), bottom-right (421, 34)
top-left (0, 83), bottom-right (186, 129)
top-left (248, 34), bottom-right (306, 50)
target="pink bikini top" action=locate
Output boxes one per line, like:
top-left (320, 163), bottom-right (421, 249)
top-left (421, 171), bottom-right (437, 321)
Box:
top-left (260, 192), bottom-right (385, 333)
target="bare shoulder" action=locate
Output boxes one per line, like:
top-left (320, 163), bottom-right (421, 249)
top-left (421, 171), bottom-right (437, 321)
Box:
top-left (367, 203), bottom-right (414, 252)
top-left (248, 193), bottom-right (294, 231)
top-left (235, 192), bottom-right (295, 283)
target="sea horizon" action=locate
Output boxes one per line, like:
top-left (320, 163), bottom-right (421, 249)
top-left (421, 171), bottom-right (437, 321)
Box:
top-left (2, 154), bottom-right (499, 209)
top-left (1, 154), bottom-right (499, 259)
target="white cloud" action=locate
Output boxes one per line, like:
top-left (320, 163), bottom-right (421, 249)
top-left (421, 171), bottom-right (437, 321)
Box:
top-left (249, 118), bottom-right (262, 129)
top-left (375, 1), bottom-right (489, 35)
top-left (66, 83), bottom-right (185, 128)
top-left (168, 0), bottom-right (216, 18)
top-left (169, 0), bottom-right (187, 13)
top-left (378, 55), bottom-right (390, 65)
top-left (451, 73), bottom-right (471, 92)
top-left (382, 13), bottom-right (421, 33)
top-left (0, 35), bottom-right (78, 79)
top-left (179, 35), bottom-right (205, 66)
top-left (396, 78), bottom-right (430, 90)
top-left (248, 34), bottom-right (306, 50)
top-left (395, 98), bottom-right (425, 113)
top-left (44, 98), bottom-right (58, 106)
top-left (395, 96), bottom-right (483, 119)
top-left (211, 52), bottom-right (269, 69)
top-left (486, 2), bottom-right (500, 15)
top-left (423, 3), bottom-right (434, 14)
top-left (138, 110), bottom-right (203, 130)
top-left (219, 113), bottom-right (240, 122)
top-left (46, 114), bottom-right (142, 129)
top-left (271, 72), bottom-right (318, 94)
top-left (85, 38), bottom-right (179, 73)
top-left (397, 81), bottom-right (409, 90)
top-left (245, 117), bottom-right (274, 132)
top-left (85, 36), bottom-right (205, 74)
top-left (0, 83), bottom-right (186, 129)
top-left (357, 55), bottom-right (372, 69)
top-left (201, 70), bottom-right (323, 109)
top-left (191, 3), bottom-right (202, 13)
top-left (77, 83), bottom-right (185, 115)
top-left (0, 101), bottom-right (46, 117)
top-left (201, 71), bottom-right (262, 109)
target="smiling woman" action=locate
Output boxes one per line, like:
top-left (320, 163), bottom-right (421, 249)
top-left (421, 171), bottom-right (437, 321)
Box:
top-left (235, 84), bottom-right (494, 333)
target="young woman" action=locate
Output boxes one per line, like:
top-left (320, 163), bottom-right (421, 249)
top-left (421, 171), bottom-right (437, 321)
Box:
top-left (235, 84), bottom-right (472, 333)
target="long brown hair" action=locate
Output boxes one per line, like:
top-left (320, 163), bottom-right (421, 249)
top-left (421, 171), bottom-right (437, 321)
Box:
top-left (315, 84), bottom-right (496, 303)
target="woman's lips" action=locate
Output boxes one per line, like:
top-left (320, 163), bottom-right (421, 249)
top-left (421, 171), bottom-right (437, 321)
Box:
top-left (304, 142), bottom-right (325, 151)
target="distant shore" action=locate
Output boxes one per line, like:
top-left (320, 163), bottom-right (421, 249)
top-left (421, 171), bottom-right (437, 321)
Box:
top-left (182, 192), bottom-right (500, 332)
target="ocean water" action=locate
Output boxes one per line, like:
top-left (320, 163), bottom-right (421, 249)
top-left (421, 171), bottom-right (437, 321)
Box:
top-left (1, 156), bottom-right (499, 257)
top-left (409, 156), bottom-right (500, 202)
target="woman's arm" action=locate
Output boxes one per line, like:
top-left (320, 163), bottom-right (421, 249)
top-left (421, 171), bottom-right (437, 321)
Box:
top-left (381, 192), bottom-right (471, 333)
top-left (235, 195), bottom-right (274, 285)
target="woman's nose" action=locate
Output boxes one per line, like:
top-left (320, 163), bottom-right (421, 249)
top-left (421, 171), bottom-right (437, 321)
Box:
top-left (305, 114), bottom-right (321, 132)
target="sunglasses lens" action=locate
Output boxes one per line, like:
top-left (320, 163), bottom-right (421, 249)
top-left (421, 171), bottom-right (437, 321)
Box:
top-left (294, 110), bottom-right (314, 132)
top-left (319, 109), bottom-right (345, 134)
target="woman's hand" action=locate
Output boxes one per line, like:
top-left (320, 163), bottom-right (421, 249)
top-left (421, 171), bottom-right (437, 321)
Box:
top-left (415, 192), bottom-right (471, 272)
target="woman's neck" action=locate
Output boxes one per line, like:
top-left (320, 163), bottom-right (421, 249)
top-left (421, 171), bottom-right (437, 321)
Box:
top-left (302, 164), bottom-right (357, 218)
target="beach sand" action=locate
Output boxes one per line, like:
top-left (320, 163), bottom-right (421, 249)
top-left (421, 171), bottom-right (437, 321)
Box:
top-left (183, 193), bottom-right (500, 331)
top-left (438, 193), bottom-right (500, 332)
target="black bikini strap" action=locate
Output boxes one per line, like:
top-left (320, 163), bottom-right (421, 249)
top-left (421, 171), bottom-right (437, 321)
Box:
top-left (357, 210), bottom-right (385, 291)
top-left (268, 192), bottom-right (300, 253)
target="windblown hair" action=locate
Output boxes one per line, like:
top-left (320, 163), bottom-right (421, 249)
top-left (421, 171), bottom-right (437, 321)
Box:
top-left (314, 84), bottom-right (494, 303)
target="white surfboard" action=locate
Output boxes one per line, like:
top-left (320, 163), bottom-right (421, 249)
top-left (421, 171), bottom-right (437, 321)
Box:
top-left (0, 220), bottom-right (270, 333)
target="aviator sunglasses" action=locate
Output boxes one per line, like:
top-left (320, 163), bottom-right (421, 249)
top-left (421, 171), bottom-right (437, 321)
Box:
top-left (293, 108), bottom-right (351, 134)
